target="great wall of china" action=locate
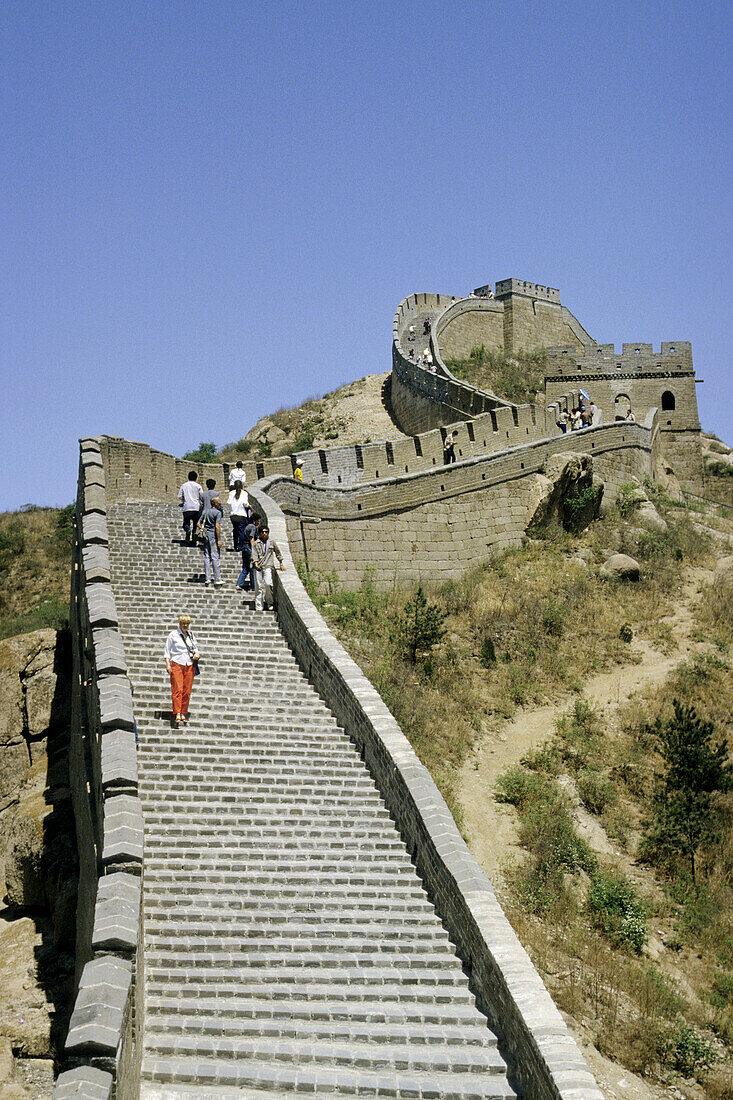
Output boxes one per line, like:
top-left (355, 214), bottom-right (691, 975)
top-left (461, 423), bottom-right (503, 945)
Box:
top-left (54, 280), bottom-right (704, 1099)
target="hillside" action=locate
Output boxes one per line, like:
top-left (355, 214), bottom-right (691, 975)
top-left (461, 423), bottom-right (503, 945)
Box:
top-left (301, 470), bottom-right (733, 1098)
top-left (0, 506), bottom-right (73, 640)
top-left (217, 372), bottom-right (406, 462)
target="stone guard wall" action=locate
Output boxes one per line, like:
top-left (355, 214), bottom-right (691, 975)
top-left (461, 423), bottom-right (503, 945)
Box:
top-left (247, 482), bottom-right (604, 1100)
top-left (545, 343), bottom-right (703, 491)
top-left (53, 439), bottom-right (144, 1100)
top-left (267, 418), bottom-right (658, 587)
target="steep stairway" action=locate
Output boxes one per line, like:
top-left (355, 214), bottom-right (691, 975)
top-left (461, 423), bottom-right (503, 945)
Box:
top-left (107, 501), bottom-right (516, 1099)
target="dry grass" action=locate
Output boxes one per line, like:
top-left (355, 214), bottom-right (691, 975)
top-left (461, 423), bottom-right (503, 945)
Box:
top-left (444, 346), bottom-right (547, 405)
top-left (303, 490), bottom-right (733, 1090)
top-left (0, 506), bottom-right (73, 638)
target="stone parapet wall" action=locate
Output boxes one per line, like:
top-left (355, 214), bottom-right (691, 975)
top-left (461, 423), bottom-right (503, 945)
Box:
top-left (545, 343), bottom-right (703, 491)
top-left (267, 419), bottom-right (657, 588)
top-left (248, 482), bottom-right (604, 1100)
top-left (53, 439), bottom-right (144, 1100)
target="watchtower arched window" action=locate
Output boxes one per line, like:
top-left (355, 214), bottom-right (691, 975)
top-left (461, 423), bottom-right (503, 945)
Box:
top-left (614, 393), bottom-right (632, 420)
top-left (661, 390), bottom-right (676, 411)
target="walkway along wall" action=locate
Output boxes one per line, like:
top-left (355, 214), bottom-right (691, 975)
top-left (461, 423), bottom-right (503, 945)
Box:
top-left (98, 383), bottom-right (578, 503)
top-left (53, 439), bottom-right (143, 1100)
top-left (247, 482), bottom-right (604, 1100)
top-left (265, 417), bottom-right (659, 588)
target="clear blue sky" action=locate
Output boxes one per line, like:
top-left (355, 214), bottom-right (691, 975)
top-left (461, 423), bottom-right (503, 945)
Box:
top-left (3, 0), bottom-right (731, 511)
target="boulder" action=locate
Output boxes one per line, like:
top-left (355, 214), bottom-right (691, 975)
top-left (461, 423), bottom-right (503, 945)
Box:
top-left (0, 913), bottom-right (53, 1058)
top-left (2, 761), bottom-right (51, 910)
top-left (24, 671), bottom-right (58, 743)
top-left (526, 453), bottom-right (603, 534)
top-left (599, 554), bottom-right (641, 581)
top-left (636, 502), bottom-right (668, 533)
top-left (0, 672), bottom-right (24, 746)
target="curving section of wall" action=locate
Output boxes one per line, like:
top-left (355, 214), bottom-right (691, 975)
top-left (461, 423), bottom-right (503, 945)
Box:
top-left (247, 481), bottom-right (604, 1100)
top-left (391, 295), bottom-right (511, 435)
top-left (267, 417), bottom-right (659, 587)
top-left (53, 439), bottom-right (144, 1100)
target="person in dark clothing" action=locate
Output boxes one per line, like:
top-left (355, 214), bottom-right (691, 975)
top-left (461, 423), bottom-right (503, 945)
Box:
top-left (443, 432), bottom-right (456, 464)
top-left (236, 513), bottom-right (261, 591)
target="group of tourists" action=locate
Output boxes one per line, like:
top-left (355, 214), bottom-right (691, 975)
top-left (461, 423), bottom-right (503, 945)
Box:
top-left (176, 464), bottom-right (285, 608)
top-left (168, 462), bottom-right (288, 724)
top-left (556, 397), bottom-right (602, 433)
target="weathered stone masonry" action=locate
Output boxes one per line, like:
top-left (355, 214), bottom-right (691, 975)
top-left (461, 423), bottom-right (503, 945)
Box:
top-left (53, 440), bottom-right (143, 1100)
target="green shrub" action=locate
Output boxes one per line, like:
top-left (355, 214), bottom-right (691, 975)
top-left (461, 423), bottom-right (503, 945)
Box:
top-left (391, 586), bottom-right (446, 664)
top-left (479, 636), bottom-right (496, 667)
top-left (588, 871), bottom-right (647, 953)
top-left (495, 765), bottom-right (551, 810)
top-left (183, 441), bottom-right (218, 463)
top-left (617, 483), bottom-right (642, 518)
top-left (563, 484), bottom-right (603, 533)
top-left (619, 623), bottom-right (633, 643)
top-left (578, 771), bottom-right (614, 815)
top-left (662, 1022), bottom-right (719, 1075)
top-left (542, 599), bottom-right (566, 637)
top-left (522, 799), bottom-right (596, 878)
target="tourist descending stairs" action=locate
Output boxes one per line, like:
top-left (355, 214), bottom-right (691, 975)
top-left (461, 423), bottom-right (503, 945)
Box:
top-left (107, 502), bottom-right (516, 1099)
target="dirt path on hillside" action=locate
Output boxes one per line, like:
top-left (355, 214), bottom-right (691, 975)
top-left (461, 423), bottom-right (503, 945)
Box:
top-left (458, 567), bottom-right (712, 1100)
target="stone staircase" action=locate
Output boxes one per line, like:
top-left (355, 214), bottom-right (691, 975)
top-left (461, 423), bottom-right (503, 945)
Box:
top-left (107, 502), bottom-right (517, 1099)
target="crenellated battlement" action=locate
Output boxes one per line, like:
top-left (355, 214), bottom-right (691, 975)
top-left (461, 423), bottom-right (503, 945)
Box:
top-left (493, 278), bottom-right (561, 303)
top-left (546, 341), bottom-right (693, 378)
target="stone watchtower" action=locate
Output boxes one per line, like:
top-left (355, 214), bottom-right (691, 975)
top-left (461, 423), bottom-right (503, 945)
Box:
top-left (544, 342), bottom-right (704, 492)
top-left (434, 278), bottom-right (594, 362)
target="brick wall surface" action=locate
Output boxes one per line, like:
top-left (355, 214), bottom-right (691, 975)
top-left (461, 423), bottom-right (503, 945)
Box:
top-left (268, 421), bottom-right (656, 587)
top-left (249, 482), bottom-right (604, 1100)
top-left (545, 343), bottom-right (703, 491)
top-left (53, 440), bottom-right (143, 1100)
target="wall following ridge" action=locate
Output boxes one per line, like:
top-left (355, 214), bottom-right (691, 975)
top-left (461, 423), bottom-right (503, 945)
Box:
top-left (248, 482), bottom-right (604, 1100)
top-left (53, 439), bottom-right (144, 1100)
top-left (267, 419), bottom-right (657, 588)
top-left (99, 388), bottom-right (566, 507)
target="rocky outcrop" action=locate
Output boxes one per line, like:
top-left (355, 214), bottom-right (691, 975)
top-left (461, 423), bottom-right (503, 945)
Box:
top-left (0, 629), bottom-right (75, 1085)
top-left (526, 452), bottom-right (604, 534)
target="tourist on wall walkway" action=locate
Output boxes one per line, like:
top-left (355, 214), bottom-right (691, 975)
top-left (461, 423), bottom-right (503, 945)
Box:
top-left (228, 460), bottom-right (247, 489)
top-left (228, 480), bottom-right (250, 550)
top-left (178, 471), bottom-right (203, 545)
top-left (164, 615), bottom-right (200, 726)
top-left (252, 526), bottom-right (285, 611)
top-left (198, 497), bottom-right (223, 587)
top-left (236, 513), bottom-right (261, 591)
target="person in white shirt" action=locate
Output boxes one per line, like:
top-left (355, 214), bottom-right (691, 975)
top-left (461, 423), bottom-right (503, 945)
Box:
top-left (164, 615), bottom-right (200, 726)
top-left (227, 481), bottom-right (250, 551)
top-left (229, 461), bottom-right (247, 489)
top-left (177, 472), bottom-right (203, 546)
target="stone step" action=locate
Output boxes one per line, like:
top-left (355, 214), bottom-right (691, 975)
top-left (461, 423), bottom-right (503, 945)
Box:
top-left (143, 970), bottom-right (475, 998)
top-left (140, 1055), bottom-right (517, 1098)
top-left (144, 993), bottom-right (484, 1028)
top-left (144, 1012), bottom-right (493, 1048)
top-left (144, 920), bottom-right (449, 942)
top-left (106, 502), bottom-right (515, 1100)
top-left (143, 1032), bottom-right (507, 1075)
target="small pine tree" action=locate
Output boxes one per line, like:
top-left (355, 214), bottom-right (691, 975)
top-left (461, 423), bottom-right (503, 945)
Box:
top-left (392, 586), bottom-right (446, 664)
top-left (644, 700), bottom-right (731, 883)
top-left (183, 442), bottom-right (218, 463)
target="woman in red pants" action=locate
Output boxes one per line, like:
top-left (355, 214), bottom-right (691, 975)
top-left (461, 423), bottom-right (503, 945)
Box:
top-left (164, 614), bottom-right (200, 726)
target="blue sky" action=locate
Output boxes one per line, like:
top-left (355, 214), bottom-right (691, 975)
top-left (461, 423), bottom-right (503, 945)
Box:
top-left (3, 0), bottom-right (731, 511)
